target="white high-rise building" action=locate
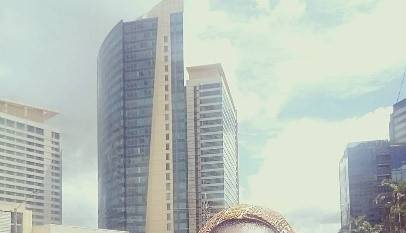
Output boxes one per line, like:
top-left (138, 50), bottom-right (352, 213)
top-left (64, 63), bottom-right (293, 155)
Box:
top-left (186, 64), bottom-right (239, 232)
top-left (0, 100), bottom-right (62, 225)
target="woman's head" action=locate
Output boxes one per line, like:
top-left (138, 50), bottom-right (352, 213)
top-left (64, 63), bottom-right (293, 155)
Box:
top-left (212, 220), bottom-right (276, 233)
top-left (198, 205), bottom-right (295, 233)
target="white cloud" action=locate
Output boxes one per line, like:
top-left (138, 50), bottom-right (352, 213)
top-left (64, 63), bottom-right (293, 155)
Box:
top-left (255, 0), bottom-right (271, 13)
top-left (243, 107), bottom-right (391, 232)
top-left (270, 0), bottom-right (307, 22)
top-left (185, 0), bottom-right (406, 124)
top-left (63, 171), bottom-right (98, 226)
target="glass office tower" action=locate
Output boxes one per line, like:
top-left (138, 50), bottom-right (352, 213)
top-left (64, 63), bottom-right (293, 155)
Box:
top-left (186, 64), bottom-right (239, 233)
top-left (97, 1), bottom-right (188, 233)
top-left (339, 140), bottom-right (406, 230)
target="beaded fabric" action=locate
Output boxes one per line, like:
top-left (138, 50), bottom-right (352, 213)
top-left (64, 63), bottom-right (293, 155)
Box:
top-left (198, 205), bottom-right (295, 233)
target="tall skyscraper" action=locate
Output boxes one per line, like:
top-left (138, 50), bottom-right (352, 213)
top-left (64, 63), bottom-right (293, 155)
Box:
top-left (389, 98), bottom-right (406, 144)
top-left (0, 100), bottom-right (62, 226)
top-left (97, 1), bottom-right (188, 233)
top-left (339, 140), bottom-right (406, 230)
top-left (185, 64), bottom-right (239, 232)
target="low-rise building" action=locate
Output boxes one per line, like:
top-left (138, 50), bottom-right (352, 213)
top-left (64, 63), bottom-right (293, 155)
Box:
top-left (33, 225), bottom-right (128, 233)
top-left (0, 202), bottom-right (33, 233)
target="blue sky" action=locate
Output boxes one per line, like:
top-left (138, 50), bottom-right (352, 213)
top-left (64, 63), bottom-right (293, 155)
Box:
top-left (1, 0), bottom-right (406, 232)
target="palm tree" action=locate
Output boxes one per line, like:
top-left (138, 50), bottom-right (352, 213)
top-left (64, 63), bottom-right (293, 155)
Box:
top-left (348, 216), bottom-right (382, 233)
top-left (375, 180), bottom-right (406, 233)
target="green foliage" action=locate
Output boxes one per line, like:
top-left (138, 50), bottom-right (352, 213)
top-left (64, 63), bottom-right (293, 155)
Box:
top-left (375, 180), bottom-right (406, 233)
top-left (349, 216), bottom-right (383, 233)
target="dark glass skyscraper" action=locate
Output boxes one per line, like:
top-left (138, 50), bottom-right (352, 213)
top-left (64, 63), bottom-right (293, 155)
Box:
top-left (97, 1), bottom-right (188, 233)
top-left (339, 140), bottom-right (406, 230)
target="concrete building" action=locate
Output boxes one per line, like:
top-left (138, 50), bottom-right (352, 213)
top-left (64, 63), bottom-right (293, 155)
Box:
top-left (0, 204), bottom-right (127, 233)
top-left (186, 64), bottom-right (239, 232)
top-left (0, 202), bottom-right (33, 233)
top-left (97, 1), bottom-right (188, 233)
top-left (33, 225), bottom-right (128, 233)
top-left (339, 140), bottom-right (406, 230)
top-left (0, 100), bottom-right (62, 225)
top-left (390, 98), bottom-right (406, 144)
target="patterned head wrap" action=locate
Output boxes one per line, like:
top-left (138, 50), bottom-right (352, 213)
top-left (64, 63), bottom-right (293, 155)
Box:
top-left (198, 205), bottom-right (295, 233)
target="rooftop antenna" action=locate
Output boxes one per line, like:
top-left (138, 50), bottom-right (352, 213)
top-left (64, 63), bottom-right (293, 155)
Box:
top-left (396, 68), bottom-right (406, 103)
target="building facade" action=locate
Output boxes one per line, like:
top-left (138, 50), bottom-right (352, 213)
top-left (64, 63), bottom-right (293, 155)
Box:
top-left (33, 224), bottom-right (128, 233)
top-left (97, 1), bottom-right (188, 233)
top-left (390, 98), bottom-right (406, 144)
top-left (339, 140), bottom-right (406, 229)
top-left (186, 64), bottom-right (239, 232)
top-left (389, 144), bottom-right (406, 181)
top-left (0, 100), bottom-right (62, 225)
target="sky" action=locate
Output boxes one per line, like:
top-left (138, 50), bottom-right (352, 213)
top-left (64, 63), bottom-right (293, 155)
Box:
top-left (1, 0), bottom-right (406, 232)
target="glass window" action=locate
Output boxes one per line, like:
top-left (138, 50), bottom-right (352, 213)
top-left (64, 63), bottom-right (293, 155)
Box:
top-left (52, 132), bottom-right (60, 139)
top-left (200, 112), bottom-right (222, 118)
top-left (200, 105), bottom-right (221, 111)
top-left (201, 126), bottom-right (223, 133)
top-left (35, 128), bottom-right (44, 135)
top-left (200, 90), bottom-right (221, 97)
top-left (200, 83), bottom-right (221, 89)
top-left (201, 134), bottom-right (222, 140)
top-left (16, 123), bottom-right (25, 130)
top-left (200, 97), bottom-right (222, 104)
top-left (27, 125), bottom-right (35, 132)
top-left (6, 120), bottom-right (15, 128)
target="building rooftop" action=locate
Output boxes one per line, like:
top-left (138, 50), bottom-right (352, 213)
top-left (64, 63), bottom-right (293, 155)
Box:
top-left (186, 63), bottom-right (225, 79)
top-left (0, 99), bottom-right (58, 123)
top-left (187, 63), bottom-right (236, 112)
top-left (393, 97), bottom-right (406, 110)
